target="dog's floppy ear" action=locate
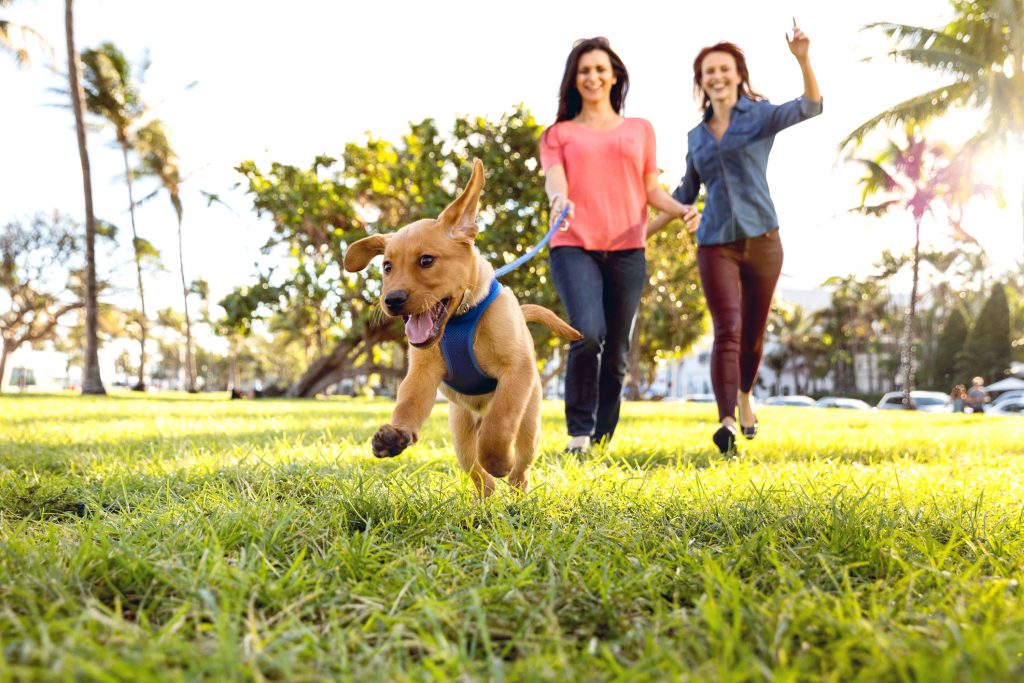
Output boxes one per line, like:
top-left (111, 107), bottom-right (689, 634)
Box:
top-left (439, 158), bottom-right (484, 245)
top-left (344, 234), bottom-right (389, 272)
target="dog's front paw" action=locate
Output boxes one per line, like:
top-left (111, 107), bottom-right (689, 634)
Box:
top-left (371, 424), bottom-right (414, 458)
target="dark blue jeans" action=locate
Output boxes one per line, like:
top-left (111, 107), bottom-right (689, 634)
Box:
top-left (549, 247), bottom-right (646, 443)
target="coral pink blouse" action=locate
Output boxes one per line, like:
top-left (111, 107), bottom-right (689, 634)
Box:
top-left (540, 117), bottom-right (657, 251)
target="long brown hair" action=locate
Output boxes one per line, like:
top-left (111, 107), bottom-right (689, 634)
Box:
top-left (553, 38), bottom-right (630, 123)
top-left (692, 42), bottom-right (763, 113)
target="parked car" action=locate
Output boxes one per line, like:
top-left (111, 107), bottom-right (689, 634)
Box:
top-left (987, 398), bottom-right (1024, 416)
top-left (876, 390), bottom-right (951, 413)
top-left (815, 396), bottom-right (871, 410)
top-left (762, 395), bottom-right (816, 408)
top-left (990, 389), bottom-right (1024, 409)
top-left (684, 393), bottom-right (716, 403)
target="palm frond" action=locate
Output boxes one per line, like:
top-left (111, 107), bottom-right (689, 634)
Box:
top-left (200, 191), bottom-right (238, 216)
top-left (0, 19), bottom-right (53, 67)
top-left (849, 200), bottom-right (901, 217)
top-left (838, 81), bottom-right (975, 151)
top-left (864, 22), bottom-right (971, 55)
top-left (850, 158), bottom-right (899, 199)
top-left (886, 48), bottom-right (989, 76)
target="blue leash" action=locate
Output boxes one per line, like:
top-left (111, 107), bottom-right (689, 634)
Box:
top-left (493, 207), bottom-right (570, 279)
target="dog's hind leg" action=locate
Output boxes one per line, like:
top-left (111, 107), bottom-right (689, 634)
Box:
top-left (508, 382), bottom-right (542, 494)
top-left (450, 404), bottom-right (495, 497)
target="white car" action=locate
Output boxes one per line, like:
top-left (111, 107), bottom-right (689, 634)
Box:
top-left (762, 395), bottom-right (816, 408)
top-left (988, 398), bottom-right (1024, 416)
top-left (876, 390), bottom-right (952, 413)
top-left (815, 396), bottom-right (871, 410)
top-left (990, 390), bottom-right (1024, 409)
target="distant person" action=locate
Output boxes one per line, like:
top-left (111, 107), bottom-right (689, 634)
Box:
top-left (950, 384), bottom-right (966, 413)
top-left (966, 377), bottom-right (988, 413)
top-left (647, 19), bottom-right (822, 454)
top-left (540, 37), bottom-right (700, 454)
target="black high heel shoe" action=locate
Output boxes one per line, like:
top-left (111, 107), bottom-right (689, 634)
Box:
top-left (713, 424), bottom-right (738, 455)
top-left (738, 402), bottom-right (758, 440)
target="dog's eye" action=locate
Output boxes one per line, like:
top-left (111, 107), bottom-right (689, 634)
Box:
top-left (419, 255), bottom-right (436, 268)
top-left (382, 261), bottom-right (392, 274)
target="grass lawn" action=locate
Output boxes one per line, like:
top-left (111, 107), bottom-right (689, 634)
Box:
top-left (2, 392), bottom-right (1023, 681)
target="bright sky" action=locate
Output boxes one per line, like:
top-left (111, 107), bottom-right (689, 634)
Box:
top-left (3, 0), bottom-right (1022, 327)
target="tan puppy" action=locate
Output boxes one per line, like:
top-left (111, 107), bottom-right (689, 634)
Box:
top-left (344, 159), bottom-right (580, 495)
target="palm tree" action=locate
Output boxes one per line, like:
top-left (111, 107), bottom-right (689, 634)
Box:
top-left (65, 0), bottom-right (104, 395)
top-left (842, 0), bottom-right (1024, 257)
top-left (852, 131), bottom-right (976, 407)
top-left (135, 119), bottom-right (196, 392)
top-left (80, 42), bottom-right (152, 390)
top-left (1, 0), bottom-right (51, 67)
top-left (767, 303), bottom-right (816, 395)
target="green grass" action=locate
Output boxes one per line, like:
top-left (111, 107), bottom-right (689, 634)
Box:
top-left (2, 393), bottom-right (1024, 682)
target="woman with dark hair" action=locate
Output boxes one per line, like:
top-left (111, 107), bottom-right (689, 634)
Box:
top-left (648, 20), bottom-right (822, 455)
top-left (541, 37), bottom-right (699, 454)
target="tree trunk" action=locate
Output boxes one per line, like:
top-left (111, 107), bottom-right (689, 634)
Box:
top-left (176, 216), bottom-right (196, 392)
top-left (790, 351), bottom-right (801, 394)
top-left (900, 220), bottom-right (922, 409)
top-left (121, 145), bottom-right (148, 391)
top-left (0, 339), bottom-right (9, 394)
top-left (67, 0), bottom-right (105, 396)
top-left (286, 339), bottom-right (359, 397)
top-left (228, 336), bottom-right (239, 389)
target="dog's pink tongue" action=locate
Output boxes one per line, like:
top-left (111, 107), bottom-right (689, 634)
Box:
top-left (405, 310), bottom-right (435, 344)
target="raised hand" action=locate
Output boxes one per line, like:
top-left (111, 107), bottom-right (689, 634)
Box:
top-left (786, 17), bottom-right (810, 61)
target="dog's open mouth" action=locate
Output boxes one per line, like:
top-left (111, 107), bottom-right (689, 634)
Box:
top-left (404, 297), bottom-right (451, 347)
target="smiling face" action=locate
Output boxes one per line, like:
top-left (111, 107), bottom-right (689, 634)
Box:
top-left (574, 48), bottom-right (617, 108)
top-left (699, 50), bottom-right (740, 108)
top-left (377, 221), bottom-right (478, 348)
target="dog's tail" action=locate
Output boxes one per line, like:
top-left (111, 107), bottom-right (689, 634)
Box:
top-left (520, 304), bottom-right (582, 340)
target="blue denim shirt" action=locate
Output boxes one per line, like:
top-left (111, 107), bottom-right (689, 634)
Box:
top-left (671, 95), bottom-right (823, 246)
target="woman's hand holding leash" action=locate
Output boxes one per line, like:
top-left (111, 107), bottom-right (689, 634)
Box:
top-left (549, 193), bottom-right (575, 231)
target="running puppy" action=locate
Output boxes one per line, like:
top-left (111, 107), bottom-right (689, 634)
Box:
top-left (343, 159), bottom-right (581, 495)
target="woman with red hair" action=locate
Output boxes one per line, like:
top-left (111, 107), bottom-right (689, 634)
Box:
top-left (649, 20), bottom-right (822, 455)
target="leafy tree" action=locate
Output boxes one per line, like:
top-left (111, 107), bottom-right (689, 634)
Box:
top-left (236, 153), bottom-right (381, 398)
top-left (818, 274), bottom-right (889, 393)
top-left (958, 282), bottom-right (1011, 381)
top-left (0, 0), bottom-right (51, 67)
top-left (0, 213), bottom-right (82, 391)
top-left (931, 307), bottom-right (970, 388)
top-left (216, 274), bottom-right (287, 390)
top-left (1007, 266), bottom-right (1024, 362)
top-left (64, 0), bottom-right (104, 394)
top-left (767, 302), bottom-right (816, 394)
top-left (236, 107), bottom-right (706, 397)
top-left (134, 119), bottom-right (197, 391)
top-left (843, 0), bottom-right (1024, 257)
top-left (626, 226), bottom-right (706, 398)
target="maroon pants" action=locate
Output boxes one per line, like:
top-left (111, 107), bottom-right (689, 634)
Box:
top-left (696, 230), bottom-right (784, 421)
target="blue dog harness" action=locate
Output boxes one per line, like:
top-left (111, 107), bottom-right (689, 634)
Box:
top-left (440, 279), bottom-right (502, 395)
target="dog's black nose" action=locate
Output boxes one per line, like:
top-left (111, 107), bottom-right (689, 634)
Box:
top-left (384, 290), bottom-right (408, 314)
